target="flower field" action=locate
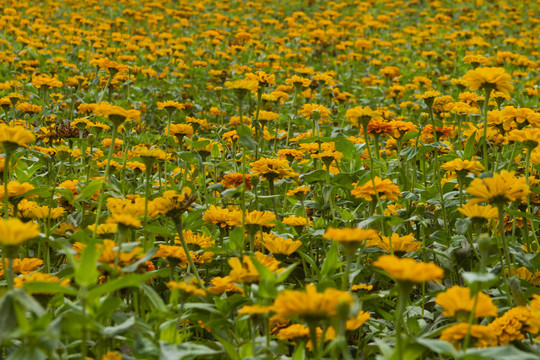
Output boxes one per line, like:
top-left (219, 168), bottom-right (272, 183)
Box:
top-left (1, 0), bottom-right (540, 359)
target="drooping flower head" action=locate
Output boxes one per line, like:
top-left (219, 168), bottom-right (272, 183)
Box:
top-left (463, 67), bottom-right (513, 95)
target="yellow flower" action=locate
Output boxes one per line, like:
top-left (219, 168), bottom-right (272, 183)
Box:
top-left (298, 104), bottom-right (331, 121)
top-left (157, 100), bottom-right (185, 111)
top-left (261, 234), bottom-right (302, 255)
top-left (90, 57), bottom-right (129, 74)
top-left (286, 185), bottom-right (311, 198)
top-left (228, 252), bottom-right (282, 284)
top-left (463, 67), bottom-right (514, 95)
top-left (458, 201), bottom-right (498, 222)
top-left (507, 128), bottom-right (540, 149)
top-left (0, 218), bottom-right (40, 247)
top-left (238, 304), bottom-right (275, 316)
top-left (440, 323), bottom-right (496, 349)
top-left (436, 286), bottom-right (497, 319)
top-left (324, 227), bottom-right (378, 252)
top-left (466, 170), bottom-right (529, 205)
top-left (202, 205), bottom-right (241, 229)
top-left (351, 177), bottom-right (401, 202)
top-left (441, 158), bottom-right (484, 176)
top-left (346, 311), bottom-right (370, 331)
top-left (273, 284), bottom-right (353, 321)
top-left (167, 281), bottom-right (206, 297)
top-left (14, 272), bottom-right (70, 292)
top-left (367, 233), bottom-right (421, 254)
top-left (244, 209), bottom-right (276, 228)
top-left (0, 257), bottom-right (43, 278)
top-left (373, 255), bottom-right (443, 283)
top-left (250, 157), bottom-right (298, 181)
top-left (488, 306), bottom-right (532, 345)
top-left (0, 123), bottom-right (35, 150)
top-left (0, 181), bottom-right (36, 201)
top-left (351, 283), bottom-right (373, 292)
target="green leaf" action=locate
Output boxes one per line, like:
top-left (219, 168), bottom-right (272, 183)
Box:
top-left (86, 272), bottom-right (157, 299)
top-left (74, 241), bottom-right (99, 286)
top-left (228, 227), bottom-right (245, 252)
top-left (239, 134), bottom-right (257, 150)
top-left (455, 218), bottom-right (471, 235)
top-left (401, 131), bottom-right (419, 143)
top-left (102, 316), bottom-right (136, 338)
top-left (236, 124), bottom-right (253, 138)
top-left (140, 282), bottom-right (168, 313)
top-left (159, 341), bottom-right (222, 360)
top-left (415, 338), bottom-right (458, 357)
top-left (6, 348), bottom-right (46, 360)
top-left (334, 136), bottom-right (355, 159)
top-left (22, 282), bottom-right (77, 296)
top-left (321, 242), bottom-right (340, 277)
top-left (464, 131), bottom-right (477, 160)
top-left (302, 169), bottom-right (327, 183)
top-left (463, 345), bottom-right (540, 360)
top-left (74, 180), bottom-right (102, 203)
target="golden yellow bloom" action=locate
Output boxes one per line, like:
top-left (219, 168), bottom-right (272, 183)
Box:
top-left (441, 158), bottom-right (484, 176)
top-left (367, 233), bottom-right (421, 254)
top-left (436, 286), bottom-right (497, 319)
top-left (167, 281), bottom-right (206, 297)
top-left (14, 272), bottom-right (70, 292)
top-left (238, 304), bottom-right (275, 316)
top-left (458, 201), bottom-right (498, 221)
top-left (346, 311), bottom-right (370, 331)
top-left (0, 181), bottom-right (35, 202)
top-left (324, 227), bottom-right (378, 246)
top-left (440, 323), bottom-right (496, 349)
top-left (208, 276), bottom-right (244, 295)
top-left (157, 100), bottom-right (185, 111)
top-left (0, 123), bottom-right (35, 149)
top-left (466, 170), bottom-right (529, 205)
top-left (488, 306), bottom-right (532, 345)
top-left (373, 255), bottom-right (443, 283)
top-left (152, 188), bottom-right (196, 217)
top-left (351, 283), bottom-right (373, 292)
top-left (261, 234), bottom-right (302, 255)
top-left (273, 284), bottom-right (353, 321)
top-left (463, 67), bottom-right (514, 95)
top-left (90, 57), bottom-right (129, 74)
top-left (228, 252), bottom-right (282, 284)
top-left (154, 244), bottom-right (188, 267)
top-left (203, 205), bottom-right (241, 229)
top-left (244, 210), bottom-right (276, 228)
top-left (298, 104), bottom-right (331, 121)
top-left (0, 258), bottom-right (43, 278)
top-left (282, 215), bottom-right (311, 228)
top-left (351, 177), bottom-right (401, 202)
top-left (286, 185), bottom-right (311, 198)
top-left (250, 157), bottom-right (298, 181)
top-left (0, 218), bottom-right (40, 247)
top-left (224, 79), bottom-right (259, 92)
top-left (507, 128), bottom-right (540, 149)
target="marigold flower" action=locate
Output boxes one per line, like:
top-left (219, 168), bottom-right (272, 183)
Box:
top-left (488, 306), bottom-right (532, 345)
top-left (261, 234), bottom-right (302, 255)
top-left (440, 323), bottom-right (496, 349)
top-left (374, 255), bottom-right (443, 283)
top-left (463, 67), bottom-right (514, 95)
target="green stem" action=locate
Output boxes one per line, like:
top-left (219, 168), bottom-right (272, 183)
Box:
top-left (173, 217), bottom-right (204, 288)
top-left (91, 123), bottom-right (119, 240)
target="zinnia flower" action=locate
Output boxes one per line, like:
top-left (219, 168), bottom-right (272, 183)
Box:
top-left (436, 286), bottom-right (497, 320)
top-left (440, 323), bottom-right (496, 349)
top-left (373, 255), bottom-right (443, 283)
top-left (272, 284), bottom-right (353, 321)
top-left (0, 218), bottom-right (40, 247)
top-left (466, 170), bottom-right (529, 205)
top-left (463, 67), bottom-right (514, 95)
top-left (351, 177), bottom-right (401, 202)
